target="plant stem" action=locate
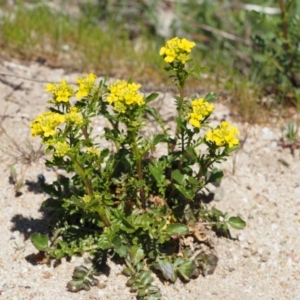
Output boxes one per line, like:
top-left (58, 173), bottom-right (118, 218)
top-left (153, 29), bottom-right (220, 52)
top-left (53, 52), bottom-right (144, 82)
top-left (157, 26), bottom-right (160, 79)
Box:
top-left (81, 126), bottom-right (90, 141)
top-left (69, 154), bottom-right (94, 197)
top-left (171, 85), bottom-right (185, 152)
top-left (279, 0), bottom-right (289, 49)
top-left (68, 154), bottom-right (111, 226)
top-left (131, 129), bottom-right (146, 209)
top-left (197, 157), bottom-right (212, 182)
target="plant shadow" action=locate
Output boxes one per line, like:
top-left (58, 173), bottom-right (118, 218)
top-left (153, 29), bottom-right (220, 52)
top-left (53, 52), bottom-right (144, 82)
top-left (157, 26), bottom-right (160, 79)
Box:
top-left (10, 213), bottom-right (48, 241)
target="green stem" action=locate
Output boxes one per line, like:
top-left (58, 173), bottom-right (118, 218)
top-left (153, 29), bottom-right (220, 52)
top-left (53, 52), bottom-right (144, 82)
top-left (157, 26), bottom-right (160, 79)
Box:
top-left (69, 154), bottom-right (94, 197)
top-left (67, 154), bottom-right (111, 227)
top-left (279, 0), bottom-right (289, 49)
top-left (131, 129), bottom-right (146, 209)
top-left (197, 157), bottom-right (213, 182)
top-left (81, 126), bottom-right (90, 141)
top-left (171, 86), bottom-right (185, 152)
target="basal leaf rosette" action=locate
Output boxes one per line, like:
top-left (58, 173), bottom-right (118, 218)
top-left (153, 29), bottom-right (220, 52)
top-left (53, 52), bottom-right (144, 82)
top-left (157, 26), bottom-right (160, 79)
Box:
top-left (205, 121), bottom-right (240, 149)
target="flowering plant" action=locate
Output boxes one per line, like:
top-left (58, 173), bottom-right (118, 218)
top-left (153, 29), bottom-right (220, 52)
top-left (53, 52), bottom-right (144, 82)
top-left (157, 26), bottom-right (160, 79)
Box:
top-left (30, 37), bottom-right (245, 299)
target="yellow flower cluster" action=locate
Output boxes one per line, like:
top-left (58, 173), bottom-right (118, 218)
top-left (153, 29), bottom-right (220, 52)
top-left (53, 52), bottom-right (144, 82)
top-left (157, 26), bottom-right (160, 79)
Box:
top-left (206, 121), bottom-right (240, 149)
top-left (106, 80), bottom-right (144, 113)
top-left (86, 147), bottom-right (100, 156)
top-left (189, 98), bottom-right (214, 128)
top-left (65, 107), bottom-right (83, 125)
top-left (46, 79), bottom-right (75, 103)
top-left (159, 37), bottom-right (196, 64)
top-left (76, 73), bottom-right (96, 98)
top-left (31, 111), bottom-right (65, 138)
top-left (54, 141), bottom-right (70, 157)
top-left (82, 194), bottom-right (91, 203)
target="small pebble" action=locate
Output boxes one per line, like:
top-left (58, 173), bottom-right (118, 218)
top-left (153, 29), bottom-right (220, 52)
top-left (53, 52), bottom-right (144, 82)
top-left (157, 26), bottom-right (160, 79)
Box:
top-left (260, 250), bottom-right (270, 262)
top-left (250, 245), bottom-right (258, 255)
top-left (242, 250), bottom-right (250, 258)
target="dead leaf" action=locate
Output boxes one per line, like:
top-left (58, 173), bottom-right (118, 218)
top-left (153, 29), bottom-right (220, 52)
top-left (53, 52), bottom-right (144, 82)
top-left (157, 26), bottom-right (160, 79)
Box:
top-left (149, 195), bottom-right (165, 206)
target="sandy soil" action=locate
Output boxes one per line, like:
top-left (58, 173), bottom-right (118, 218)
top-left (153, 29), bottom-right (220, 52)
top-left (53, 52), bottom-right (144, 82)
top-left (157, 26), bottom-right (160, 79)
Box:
top-left (0, 59), bottom-right (300, 300)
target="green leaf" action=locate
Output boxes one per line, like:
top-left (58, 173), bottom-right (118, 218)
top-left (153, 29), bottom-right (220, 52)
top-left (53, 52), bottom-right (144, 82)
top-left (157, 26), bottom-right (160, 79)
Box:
top-left (178, 260), bottom-right (196, 281)
top-left (66, 280), bottom-right (90, 292)
top-left (67, 265), bottom-right (99, 292)
top-left (99, 148), bottom-right (110, 160)
top-left (112, 236), bottom-right (122, 249)
top-left (149, 164), bottom-right (164, 182)
top-left (147, 285), bottom-right (160, 293)
top-left (126, 277), bottom-right (138, 287)
top-left (152, 134), bottom-right (169, 146)
top-left (145, 92), bottom-right (159, 103)
top-left (208, 168), bottom-right (224, 183)
top-left (195, 252), bottom-right (218, 276)
top-left (54, 248), bottom-right (65, 260)
top-left (171, 169), bottom-right (185, 185)
top-left (72, 266), bottom-right (88, 279)
top-left (139, 270), bottom-right (153, 285)
top-left (153, 260), bottom-right (177, 282)
top-left (175, 184), bottom-right (195, 200)
top-left (138, 288), bottom-right (148, 297)
top-left (41, 198), bottom-right (61, 210)
top-left (211, 206), bottom-right (224, 218)
top-left (135, 180), bottom-right (145, 188)
top-left (185, 146), bottom-right (197, 160)
top-left (84, 274), bottom-right (99, 286)
top-left (145, 106), bottom-right (159, 120)
top-left (204, 92), bottom-right (218, 102)
top-left (112, 233), bottom-right (130, 257)
top-left (130, 283), bottom-right (143, 292)
top-left (130, 245), bottom-right (145, 266)
top-left (165, 223), bottom-right (189, 236)
top-left (58, 240), bottom-right (68, 252)
top-left (30, 233), bottom-right (49, 251)
top-left (40, 183), bottom-right (59, 196)
top-left (115, 244), bottom-right (129, 257)
top-left (123, 267), bottom-right (135, 277)
top-left (187, 176), bottom-right (197, 185)
top-left (228, 216), bottom-right (246, 230)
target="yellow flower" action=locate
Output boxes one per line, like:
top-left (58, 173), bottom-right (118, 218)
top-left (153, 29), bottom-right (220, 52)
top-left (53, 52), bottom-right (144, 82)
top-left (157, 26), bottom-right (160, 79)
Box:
top-left (82, 194), bottom-right (91, 203)
top-left (86, 147), bottom-right (100, 156)
top-left (45, 79), bottom-right (75, 103)
top-left (106, 80), bottom-right (145, 113)
top-left (114, 101), bottom-right (126, 113)
top-left (65, 107), bottom-right (83, 125)
top-left (31, 111), bottom-right (65, 138)
top-left (206, 121), bottom-right (240, 148)
top-left (160, 37), bottom-right (196, 64)
top-left (188, 98), bottom-right (214, 128)
top-left (178, 38), bottom-right (195, 53)
top-left (54, 141), bottom-right (70, 157)
top-left (76, 73), bottom-right (96, 98)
